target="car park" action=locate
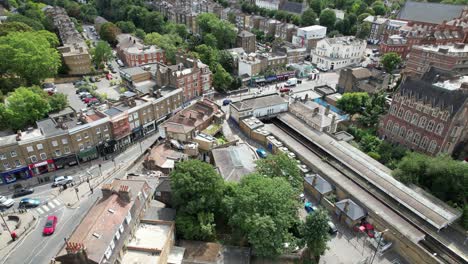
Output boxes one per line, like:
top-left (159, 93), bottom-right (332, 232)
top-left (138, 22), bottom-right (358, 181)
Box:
top-left (43, 215), bottom-right (58, 235)
top-left (87, 98), bottom-right (99, 106)
top-left (18, 198), bottom-right (40, 208)
top-left (0, 195), bottom-right (14, 208)
top-left (52, 176), bottom-right (73, 187)
top-left (81, 94), bottom-right (93, 100)
top-left (84, 97), bottom-right (97, 104)
top-left (76, 88), bottom-right (90, 94)
top-left (90, 77), bottom-right (97, 83)
top-left (74, 80), bottom-right (87, 87)
top-left (12, 188), bottom-right (34, 198)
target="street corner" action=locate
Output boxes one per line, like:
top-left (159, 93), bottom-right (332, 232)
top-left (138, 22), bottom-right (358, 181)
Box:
top-left (0, 211), bottom-right (37, 254)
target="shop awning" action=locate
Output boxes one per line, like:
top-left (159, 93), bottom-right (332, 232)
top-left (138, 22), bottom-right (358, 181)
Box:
top-left (78, 147), bottom-right (97, 159)
top-left (255, 78), bottom-right (266, 83)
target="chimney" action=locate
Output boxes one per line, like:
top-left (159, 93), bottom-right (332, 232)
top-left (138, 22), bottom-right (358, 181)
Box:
top-left (325, 105), bottom-right (330, 115)
top-left (101, 184), bottom-right (113, 198)
top-left (118, 185), bottom-right (131, 203)
top-left (16, 130), bottom-right (22, 141)
top-left (330, 115), bottom-right (337, 133)
top-left (343, 200), bottom-right (350, 213)
top-left (312, 175), bottom-right (318, 187)
top-left (312, 107), bottom-right (319, 116)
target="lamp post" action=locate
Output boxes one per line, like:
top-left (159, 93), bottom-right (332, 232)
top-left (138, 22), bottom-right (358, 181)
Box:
top-left (370, 229), bottom-right (389, 264)
top-left (98, 164), bottom-right (102, 177)
top-left (0, 213), bottom-right (12, 234)
top-left (74, 187), bottom-right (80, 202)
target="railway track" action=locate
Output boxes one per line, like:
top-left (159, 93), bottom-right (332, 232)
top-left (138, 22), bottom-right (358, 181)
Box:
top-left (271, 118), bottom-right (466, 264)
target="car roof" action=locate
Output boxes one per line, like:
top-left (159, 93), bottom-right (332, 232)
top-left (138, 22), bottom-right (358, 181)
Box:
top-left (46, 215), bottom-right (56, 220)
top-left (20, 198), bottom-right (38, 202)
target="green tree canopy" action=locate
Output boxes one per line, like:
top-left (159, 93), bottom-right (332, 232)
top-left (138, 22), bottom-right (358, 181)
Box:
top-left (302, 209), bottom-right (330, 262)
top-left (142, 11), bottom-right (165, 33)
top-left (6, 14), bottom-right (44, 30)
top-left (336, 92), bottom-right (370, 116)
top-left (255, 152), bottom-right (303, 194)
top-left (212, 63), bottom-right (233, 92)
top-left (197, 13), bottom-right (237, 49)
top-left (92, 41), bottom-right (113, 69)
top-left (319, 9), bottom-right (336, 29)
top-left (0, 22), bottom-right (32, 37)
top-left (309, 0), bottom-right (322, 14)
top-left (372, 1), bottom-right (386, 16)
top-left (381, 52), bottom-right (402, 73)
top-left (99, 22), bottom-right (120, 46)
top-left (356, 21), bottom-right (371, 39)
top-left (145, 32), bottom-right (185, 64)
top-left (0, 31), bottom-right (61, 85)
top-left (48, 93), bottom-right (69, 113)
top-left (224, 174), bottom-right (299, 257)
top-left (116, 21), bottom-right (136, 33)
top-left (80, 4), bottom-right (98, 23)
top-left (301, 9), bottom-right (318, 26)
top-left (171, 160), bottom-right (225, 240)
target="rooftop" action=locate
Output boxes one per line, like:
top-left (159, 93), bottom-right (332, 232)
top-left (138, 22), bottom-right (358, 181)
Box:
top-left (238, 30), bottom-right (254, 37)
top-left (145, 144), bottom-right (187, 170)
top-left (325, 36), bottom-right (365, 46)
top-left (179, 240), bottom-right (222, 264)
top-left (212, 144), bottom-right (257, 182)
top-left (231, 94), bottom-right (287, 111)
top-left (336, 199), bottom-right (366, 221)
top-left (126, 221), bottom-right (172, 250)
top-left (398, 0), bottom-right (464, 24)
top-left (298, 25), bottom-right (327, 32)
top-left (304, 174), bottom-right (333, 194)
top-left (415, 43), bottom-right (468, 54)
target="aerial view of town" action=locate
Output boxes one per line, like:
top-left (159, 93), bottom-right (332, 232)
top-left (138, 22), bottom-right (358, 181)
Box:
top-left (0, 0), bottom-right (466, 263)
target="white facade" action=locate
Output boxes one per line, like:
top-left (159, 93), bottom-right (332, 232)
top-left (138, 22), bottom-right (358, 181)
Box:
top-left (292, 25), bottom-right (327, 46)
top-left (253, 103), bottom-right (288, 119)
top-left (311, 37), bottom-right (366, 71)
top-left (238, 56), bottom-right (263, 77)
top-left (255, 0), bottom-right (280, 10)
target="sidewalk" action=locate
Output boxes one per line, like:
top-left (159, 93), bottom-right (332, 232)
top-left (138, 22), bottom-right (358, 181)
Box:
top-left (0, 211), bottom-right (37, 256)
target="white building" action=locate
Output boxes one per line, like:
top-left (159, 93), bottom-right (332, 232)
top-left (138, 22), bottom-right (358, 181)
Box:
top-left (255, 0), bottom-right (281, 10)
top-left (229, 94), bottom-right (288, 123)
top-left (292, 25), bottom-right (327, 49)
top-left (311, 36), bottom-right (366, 71)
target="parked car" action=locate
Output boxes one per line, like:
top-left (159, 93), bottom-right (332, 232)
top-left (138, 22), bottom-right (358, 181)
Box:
top-left (89, 77), bottom-right (97, 83)
top-left (18, 198), bottom-right (40, 208)
top-left (43, 215), bottom-right (58, 235)
top-left (76, 88), bottom-right (90, 94)
top-left (80, 94), bottom-right (93, 100)
top-left (87, 98), bottom-right (99, 106)
top-left (84, 97), bottom-right (97, 104)
top-left (43, 87), bottom-right (57, 95)
top-left (106, 73), bottom-right (112, 80)
top-left (328, 221), bottom-right (338, 234)
top-left (74, 80), bottom-right (87, 87)
top-left (110, 68), bottom-right (117, 74)
top-left (116, 59), bottom-right (124, 67)
top-left (0, 195), bottom-right (14, 208)
top-left (12, 188), bottom-right (34, 198)
top-left (222, 99), bottom-right (232, 106)
top-left (284, 78), bottom-right (297, 87)
top-left (256, 148), bottom-right (267, 158)
top-left (353, 222), bottom-right (375, 238)
top-left (279, 87), bottom-right (290, 93)
top-left (52, 176), bottom-right (73, 187)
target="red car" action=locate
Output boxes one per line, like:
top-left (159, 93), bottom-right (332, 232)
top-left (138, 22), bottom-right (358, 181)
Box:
top-left (353, 222), bottom-right (375, 238)
top-left (43, 215), bottom-right (57, 235)
top-left (280, 87), bottom-right (290, 93)
top-left (83, 97), bottom-right (97, 104)
top-left (106, 73), bottom-right (112, 80)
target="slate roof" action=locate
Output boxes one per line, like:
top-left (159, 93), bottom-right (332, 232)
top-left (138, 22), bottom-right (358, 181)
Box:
top-left (280, 1), bottom-right (305, 14)
top-left (212, 144), bottom-right (256, 182)
top-left (336, 199), bottom-right (366, 221)
top-left (231, 94), bottom-right (287, 111)
top-left (398, 1), bottom-right (464, 24)
top-left (304, 174), bottom-right (333, 195)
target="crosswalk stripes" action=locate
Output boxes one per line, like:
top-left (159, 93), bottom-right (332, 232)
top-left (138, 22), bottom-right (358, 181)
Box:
top-left (42, 205), bottom-right (50, 212)
top-left (34, 199), bottom-right (63, 216)
top-left (49, 202), bottom-right (56, 209)
top-left (36, 208), bottom-right (44, 215)
top-left (52, 199), bottom-right (60, 206)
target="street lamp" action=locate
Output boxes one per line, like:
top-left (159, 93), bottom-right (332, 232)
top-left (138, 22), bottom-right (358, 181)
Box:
top-left (98, 164), bottom-right (102, 177)
top-left (0, 213), bottom-right (12, 234)
top-left (370, 228), bottom-right (389, 264)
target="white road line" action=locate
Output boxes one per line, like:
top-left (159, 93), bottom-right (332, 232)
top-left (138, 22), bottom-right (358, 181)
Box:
top-left (48, 202), bottom-right (56, 209)
top-left (42, 205), bottom-right (50, 212)
top-left (52, 199), bottom-right (60, 206)
top-left (36, 208), bottom-right (44, 215)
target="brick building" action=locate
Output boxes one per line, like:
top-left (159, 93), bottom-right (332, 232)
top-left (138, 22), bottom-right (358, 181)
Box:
top-left (116, 34), bottom-right (166, 67)
top-left (378, 68), bottom-right (468, 157)
top-left (237, 30), bottom-right (256, 54)
top-left (405, 43), bottom-right (468, 78)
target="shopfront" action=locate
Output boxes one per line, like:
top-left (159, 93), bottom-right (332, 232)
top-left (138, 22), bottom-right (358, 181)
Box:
top-left (130, 126), bottom-right (144, 142)
top-left (143, 121), bottom-right (156, 135)
top-left (116, 135), bottom-right (131, 152)
top-left (54, 154), bottom-right (79, 169)
top-left (78, 147), bottom-right (98, 162)
top-left (0, 166), bottom-right (32, 184)
top-left (28, 160), bottom-right (56, 176)
top-left (97, 140), bottom-right (117, 157)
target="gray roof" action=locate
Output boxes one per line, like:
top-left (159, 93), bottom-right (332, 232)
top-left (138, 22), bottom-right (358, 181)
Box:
top-left (36, 118), bottom-right (69, 137)
top-left (398, 1), bottom-right (464, 24)
top-left (232, 94), bottom-right (287, 111)
top-left (238, 30), bottom-right (254, 37)
top-left (143, 204), bottom-right (176, 221)
top-left (104, 107), bottom-right (123, 117)
top-left (336, 199), bottom-right (366, 221)
top-left (120, 66), bottom-right (147, 77)
top-left (223, 246), bottom-right (251, 264)
top-left (304, 174), bottom-right (333, 195)
top-left (156, 177), bottom-right (171, 192)
top-left (212, 144), bottom-right (256, 182)
top-left (280, 1), bottom-right (305, 14)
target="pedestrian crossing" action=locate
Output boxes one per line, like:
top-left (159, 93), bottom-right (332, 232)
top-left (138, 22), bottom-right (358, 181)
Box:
top-left (33, 199), bottom-right (62, 216)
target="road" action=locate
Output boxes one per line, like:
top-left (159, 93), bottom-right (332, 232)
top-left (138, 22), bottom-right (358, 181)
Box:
top-left (1, 134), bottom-right (158, 264)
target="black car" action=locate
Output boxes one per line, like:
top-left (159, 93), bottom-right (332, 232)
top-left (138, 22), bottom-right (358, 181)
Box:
top-left (12, 188), bottom-right (34, 198)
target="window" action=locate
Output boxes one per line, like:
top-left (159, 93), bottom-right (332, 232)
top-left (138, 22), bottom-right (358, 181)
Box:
top-left (392, 123), bottom-right (400, 135)
top-left (84, 132), bottom-right (89, 138)
top-left (62, 138), bottom-right (68, 145)
top-left (30, 155), bottom-right (37, 163)
top-left (0, 154), bottom-right (5, 160)
top-left (428, 140), bottom-right (437, 153)
top-left (412, 133), bottom-right (421, 145)
top-left (64, 147), bottom-right (71, 154)
top-left (105, 134), bottom-right (110, 140)
top-left (55, 149), bottom-right (61, 157)
top-left (96, 128), bottom-right (101, 134)
top-left (397, 108), bottom-right (404, 118)
top-left (14, 160), bottom-right (21, 167)
top-left (390, 105), bottom-right (397, 115)
top-left (52, 140), bottom-right (58, 147)
top-left (404, 110), bottom-right (411, 122)
top-left (435, 123), bottom-right (444, 135)
top-left (36, 144), bottom-right (43, 150)
top-left (441, 111), bottom-right (449, 121)
top-left (418, 116), bottom-right (427, 128)
top-left (411, 113), bottom-right (419, 125)
top-left (420, 137), bottom-right (429, 150)
top-left (76, 135), bottom-right (81, 141)
top-left (104, 126), bottom-right (108, 132)
top-left (3, 162), bottom-right (10, 170)
top-left (26, 146), bottom-right (34, 153)
top-left (79, 144), bottom-right (84, 151)
top-left (10, 151), bottom-right (17, 157)
top-left (40, 153), bottom-right (47, 160)
top-left (399, 127), bottom-right (406, 138)
top-left (129, 115), bottom-right (133, 121)
top-left (426, 120), bottom-right (435, 132)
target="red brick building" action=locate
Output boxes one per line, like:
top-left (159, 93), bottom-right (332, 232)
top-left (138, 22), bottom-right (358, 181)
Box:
top-left (116, 34), bottom-right (165, 67)
top-left (379, 68), bottom-right (468, 157)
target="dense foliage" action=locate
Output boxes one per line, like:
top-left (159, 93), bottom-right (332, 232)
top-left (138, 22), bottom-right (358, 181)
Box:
top-left (255, 152), bottom-right (303, 194)
top-left (381, 52), bottom-right (402, 73)
top-left (302, 209), bottom-right (330, 262)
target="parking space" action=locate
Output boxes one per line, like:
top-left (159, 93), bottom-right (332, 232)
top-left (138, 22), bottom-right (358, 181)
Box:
top-left (94, 74), bottom-right (121, 101)
top-left (56, 83), bottom-right (87, 110)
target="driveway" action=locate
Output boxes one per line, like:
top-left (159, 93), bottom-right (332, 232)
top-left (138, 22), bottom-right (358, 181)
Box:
top-left (56, 83), bottom-right (86, 111)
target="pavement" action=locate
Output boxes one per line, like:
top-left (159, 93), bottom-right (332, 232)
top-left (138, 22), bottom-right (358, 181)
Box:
top-left (0, 133), bottom-right (159, 264)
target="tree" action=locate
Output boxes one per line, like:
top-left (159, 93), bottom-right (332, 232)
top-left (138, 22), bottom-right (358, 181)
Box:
top-left (212, 63), bottom-right (233, 92)
top-left (135, 28), bottom-right (146, 40)
top-left (219, 50), bottom-right (235, 74)
top-left (142, 11), bottom-right (165, 33)
top-left (197, 13), bottom-right (237, 49)
top-left (80, 4), bottom-right (98, 23)
top-left (195, 44), bottom-right (220, 69)
top-left (301, 9), bottom-right (318, 26)
top-left (0, 87), bottom-right (51, 130)
top-left (356, 21), bottom-right (371, 39)
top-left (319, 9), bottom-right (336, 29)
top-left (372, 1), bottom-right (386, 16)
top-left (203, 33), bottom-right (218, 48)
top-left (357, 92), bottom-right (387, 128)
top-left (99, 22), bottom-right (120, 46)
top-left (171, 160), bottom-right (225, 240)
top-left (381, 52), bottom-right (402, 73)
top-left (336, 92), bottom-right (370, 116)
top-left (309, 0), bottom-right (322, 14)
top-left (116, 21), bottom-right (136, 33)
top-left (146, 32), bottom-right (185, 64)
top-left (255, 152), bottom-right (303, 193)
top-left (302, 209), bottom-right (330, 262)
top-left (0, 22), bottom-right (32, 37)
top-left (48, 93), bottom-right (68, 112)
top-left (6, 14), bottom-right (44, 30)
top-left (92, 41), bottom-right (113, 68)
top-left (224, 174), bottom-right (298, 257)
top-left (0, 31), bottom-right (61, 85)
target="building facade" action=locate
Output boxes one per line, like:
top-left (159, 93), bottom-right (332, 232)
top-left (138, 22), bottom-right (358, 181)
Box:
top-left (378, 69), bottom-right (468, 157)
top-left (292, 25), bottom-right (327, 51)
top-left (311, 36), bottom-right (366, 71)
top-left (237, 30), bottom-right (256, 54)
top-left (116, 34), bottom-right (166, 67)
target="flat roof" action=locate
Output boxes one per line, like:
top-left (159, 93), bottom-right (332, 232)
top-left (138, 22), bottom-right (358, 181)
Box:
top-left (127, 222), bottom-right (172, 249)
top-left (231, 94), bottom-right (287, 111)
top-left (121, 250), bottom-right (160, 264)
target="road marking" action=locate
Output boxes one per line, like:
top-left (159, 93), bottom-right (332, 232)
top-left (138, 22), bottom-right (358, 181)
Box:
top-left (42, 205), bottom-right (50, 212)
top-left (52, 199), bottom-right (60, 206)
top-left (48, 202), bottom-right (56, 209)
top-left (36, 208), bottom-right (44, 215)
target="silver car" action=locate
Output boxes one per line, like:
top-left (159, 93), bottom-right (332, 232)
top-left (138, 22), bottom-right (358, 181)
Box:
top-left (52, 176), bottom-right (73, 187)
top-left (0, 195), bottom-right (15, 208)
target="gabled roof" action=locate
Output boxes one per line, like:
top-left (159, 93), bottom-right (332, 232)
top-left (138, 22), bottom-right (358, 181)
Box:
top-left (304, 174), bottom-right (333, 195)
top-left (398, 1), bottom-right (464, 24)
top-left (212, 144), bottom-right (256, 182)
top-left (336, 199), bottom-right (366, 221)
